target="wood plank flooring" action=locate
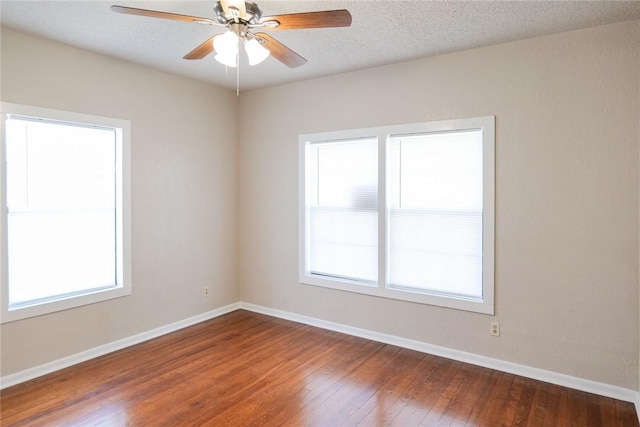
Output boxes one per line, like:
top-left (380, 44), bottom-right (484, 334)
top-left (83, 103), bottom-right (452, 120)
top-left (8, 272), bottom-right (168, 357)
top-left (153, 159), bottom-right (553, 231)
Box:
top-left (1, 309), bottom-right (638, 426)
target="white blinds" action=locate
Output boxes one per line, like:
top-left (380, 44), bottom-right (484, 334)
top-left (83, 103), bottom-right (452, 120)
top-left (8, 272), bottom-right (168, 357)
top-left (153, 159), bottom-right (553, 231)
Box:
top-left (6, 117), bottom-right (118, 307)
top-left (305, 138), bottom-right (378, 282)
top-left (387, 130), bottom-right (484, 299)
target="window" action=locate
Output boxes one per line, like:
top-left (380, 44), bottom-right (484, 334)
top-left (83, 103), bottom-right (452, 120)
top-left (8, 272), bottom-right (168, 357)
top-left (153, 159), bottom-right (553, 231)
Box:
top-left (299, 117), bottom-right (494, 314)
top-left (1, 103), bottom-right (131, 323)
top-left (305, 138), bottom-right (378, 283)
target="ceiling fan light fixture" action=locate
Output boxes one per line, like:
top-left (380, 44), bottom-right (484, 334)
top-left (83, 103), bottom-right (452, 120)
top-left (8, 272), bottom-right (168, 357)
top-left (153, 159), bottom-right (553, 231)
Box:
top-left (244, 37), bottom-right (270, 65)
top-left (213, 30), bottom-right (239, 57)
top-left (215, 52), bottom-right (238, 67)
top-left (213, 30), bottom-right (239, 67)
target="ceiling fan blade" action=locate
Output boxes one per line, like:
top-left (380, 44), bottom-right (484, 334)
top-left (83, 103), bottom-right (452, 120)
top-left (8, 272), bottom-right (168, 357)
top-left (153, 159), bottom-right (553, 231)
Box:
top-left (220, 0), bottom-right (247, 20)
top-left (258, 10), bottom-right (352, 30)
top-left (183, 36), bottom-right (216, 60)
top-left (111, 5), bottom-right (217, 25)
top-left (255, 33), bottom-right (306, 68)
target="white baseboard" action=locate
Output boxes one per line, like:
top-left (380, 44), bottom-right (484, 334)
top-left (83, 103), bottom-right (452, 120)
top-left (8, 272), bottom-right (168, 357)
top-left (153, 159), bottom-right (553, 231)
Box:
top-left (0, 302), bottom-right (241, 390)
top-left (239, 302), bottom-right (640, 408)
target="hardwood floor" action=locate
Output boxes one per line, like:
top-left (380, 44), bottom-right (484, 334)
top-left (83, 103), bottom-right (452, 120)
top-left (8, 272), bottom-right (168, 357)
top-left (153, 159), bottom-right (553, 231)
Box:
top-left (1, 309), bottom-right (638, 426)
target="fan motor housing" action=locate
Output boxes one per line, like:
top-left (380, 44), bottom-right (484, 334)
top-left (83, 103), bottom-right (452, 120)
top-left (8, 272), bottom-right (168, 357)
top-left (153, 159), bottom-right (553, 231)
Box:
top-left (213, 1), bottom-right (263, 25)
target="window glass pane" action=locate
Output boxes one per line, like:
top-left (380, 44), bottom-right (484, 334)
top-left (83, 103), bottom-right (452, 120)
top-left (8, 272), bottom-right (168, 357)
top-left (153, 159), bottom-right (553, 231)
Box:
top-left (5, 117), bottom-right (117, 308)
top-left (306, 139), bottom-right (378, 282)
top-left (8, 211), bottom-right (116, 305)
top-left (388, 130), bottom-right (483, 299)
top-left (6, 120), bottom-right (115, 210)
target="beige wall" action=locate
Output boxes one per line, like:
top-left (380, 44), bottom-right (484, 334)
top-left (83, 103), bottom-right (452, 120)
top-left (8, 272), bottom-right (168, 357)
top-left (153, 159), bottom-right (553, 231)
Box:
top-left (0, 28), bottom-right (239, 375)
top-left (238, 20), bottom-right (640, 389)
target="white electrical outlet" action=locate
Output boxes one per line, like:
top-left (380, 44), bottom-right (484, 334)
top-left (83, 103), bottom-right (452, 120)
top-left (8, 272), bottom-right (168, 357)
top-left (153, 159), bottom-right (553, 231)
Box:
top-left (204, 287), bottom-right (209, 297)
top-left (490, 321), bottom-right (500, 337)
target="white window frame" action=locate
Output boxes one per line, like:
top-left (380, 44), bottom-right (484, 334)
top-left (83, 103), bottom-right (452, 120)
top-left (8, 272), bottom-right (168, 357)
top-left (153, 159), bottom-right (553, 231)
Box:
top-left (0, 102), bottom-right (132, 323)
top-left (299, 116), bottom-right (495, 315)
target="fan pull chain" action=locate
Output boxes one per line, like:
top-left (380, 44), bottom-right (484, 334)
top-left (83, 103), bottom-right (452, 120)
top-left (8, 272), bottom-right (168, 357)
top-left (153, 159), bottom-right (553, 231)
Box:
top-left (236, 51), bottom-right (240, 96)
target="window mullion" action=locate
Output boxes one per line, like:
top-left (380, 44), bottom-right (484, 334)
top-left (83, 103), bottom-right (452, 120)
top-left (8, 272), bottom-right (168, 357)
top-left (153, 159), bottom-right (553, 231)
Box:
top-left (378, 134), bottom-right (386, 289)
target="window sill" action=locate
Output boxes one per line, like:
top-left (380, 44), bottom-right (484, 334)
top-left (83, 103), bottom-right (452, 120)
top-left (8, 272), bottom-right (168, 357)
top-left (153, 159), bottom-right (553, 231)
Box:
top-left (1, 285), bottom-right (131, 324)
top-left (300, 274), bottom-right (494, 315)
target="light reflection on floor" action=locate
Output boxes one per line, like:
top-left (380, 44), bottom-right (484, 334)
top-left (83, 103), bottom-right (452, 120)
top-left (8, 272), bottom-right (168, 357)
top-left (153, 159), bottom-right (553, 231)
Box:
top-left (62, 401), bottom-right (130, 427)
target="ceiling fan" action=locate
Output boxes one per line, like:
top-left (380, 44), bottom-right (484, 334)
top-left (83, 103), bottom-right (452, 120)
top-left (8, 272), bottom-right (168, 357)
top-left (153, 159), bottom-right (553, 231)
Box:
top-left (111, 1), bottom-right (352, 69)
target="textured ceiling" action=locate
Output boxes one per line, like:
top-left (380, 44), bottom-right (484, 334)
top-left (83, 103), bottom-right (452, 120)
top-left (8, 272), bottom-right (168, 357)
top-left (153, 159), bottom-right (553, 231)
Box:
top-left (1, 1), bottom-right (640, 92)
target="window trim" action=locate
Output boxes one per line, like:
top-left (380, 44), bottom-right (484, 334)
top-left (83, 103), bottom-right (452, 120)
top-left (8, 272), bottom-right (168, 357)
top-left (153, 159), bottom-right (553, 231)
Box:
top-left (299, 116), bottom-right (495, 315)
top-left (0, 102), bottom-right (132, 323)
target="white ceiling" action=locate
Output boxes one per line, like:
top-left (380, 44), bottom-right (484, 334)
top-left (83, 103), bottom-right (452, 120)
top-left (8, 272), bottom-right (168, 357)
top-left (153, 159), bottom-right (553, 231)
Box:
top-left (2, 1), bottom-right (640, 92)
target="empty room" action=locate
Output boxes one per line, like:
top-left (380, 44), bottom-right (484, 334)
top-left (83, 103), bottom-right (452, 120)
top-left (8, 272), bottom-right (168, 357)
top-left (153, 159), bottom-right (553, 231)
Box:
top-left (1, 0), bottom-right (639, 425)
